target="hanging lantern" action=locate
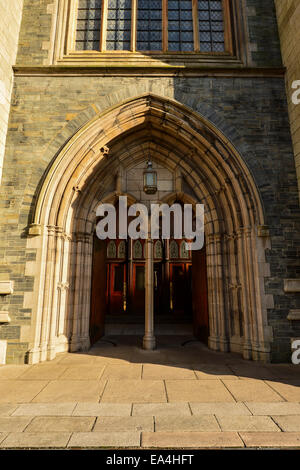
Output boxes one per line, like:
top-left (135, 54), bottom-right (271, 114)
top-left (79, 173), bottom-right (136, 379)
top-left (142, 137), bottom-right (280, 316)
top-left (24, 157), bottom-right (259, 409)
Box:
top-left (143, 160), bottom-right (157, 195)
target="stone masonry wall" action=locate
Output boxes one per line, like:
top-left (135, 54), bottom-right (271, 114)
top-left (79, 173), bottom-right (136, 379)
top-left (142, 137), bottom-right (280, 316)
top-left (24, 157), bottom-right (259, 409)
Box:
top-left (275, 0), bottom-right (300, 201)
top-left (0, 75), bottom-right (299, 363)
top-left (0, 0), bottom-right (24, 183)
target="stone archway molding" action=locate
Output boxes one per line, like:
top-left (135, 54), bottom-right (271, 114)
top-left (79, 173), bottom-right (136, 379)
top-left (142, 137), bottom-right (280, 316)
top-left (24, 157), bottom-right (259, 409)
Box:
top-left (25, 93), bottom-right (274, 364)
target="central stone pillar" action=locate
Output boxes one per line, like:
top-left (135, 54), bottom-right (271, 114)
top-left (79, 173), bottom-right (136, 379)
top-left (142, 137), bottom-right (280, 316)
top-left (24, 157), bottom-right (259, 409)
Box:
top-left (143, 234), bottom-right (156, 350)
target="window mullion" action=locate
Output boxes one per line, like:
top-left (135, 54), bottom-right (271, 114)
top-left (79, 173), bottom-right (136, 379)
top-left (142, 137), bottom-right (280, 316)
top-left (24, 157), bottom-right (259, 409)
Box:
top-left (192, 0), bottom-right (200, 52)
top-left (162, 0), bottom-right (168, 52)
top-left (222, 0), bottom-right (233, 54)
top-left (131, 0), bottom-right (137, 52)
top-left (100, 0), bottom-right (108, 52)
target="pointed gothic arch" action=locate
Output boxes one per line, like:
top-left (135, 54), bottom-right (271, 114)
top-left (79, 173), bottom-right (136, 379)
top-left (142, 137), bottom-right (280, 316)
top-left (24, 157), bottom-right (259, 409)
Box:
top-left (25, 93), bottom-right (273, 364)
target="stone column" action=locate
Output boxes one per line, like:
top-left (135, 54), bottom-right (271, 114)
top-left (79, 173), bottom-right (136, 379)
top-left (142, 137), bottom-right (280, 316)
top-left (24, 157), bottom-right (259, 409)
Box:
top-left (143, 233), bottom-right (156, 350)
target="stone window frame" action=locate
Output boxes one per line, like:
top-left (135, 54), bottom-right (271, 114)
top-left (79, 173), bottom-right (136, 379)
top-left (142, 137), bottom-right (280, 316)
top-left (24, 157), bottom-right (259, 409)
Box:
top-left (50, 0), bottom-right (247, 66)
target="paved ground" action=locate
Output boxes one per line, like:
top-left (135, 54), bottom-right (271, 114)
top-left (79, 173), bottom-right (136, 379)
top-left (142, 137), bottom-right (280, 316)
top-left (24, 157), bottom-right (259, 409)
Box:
top-left (0, 335), bottom-right (299, 449)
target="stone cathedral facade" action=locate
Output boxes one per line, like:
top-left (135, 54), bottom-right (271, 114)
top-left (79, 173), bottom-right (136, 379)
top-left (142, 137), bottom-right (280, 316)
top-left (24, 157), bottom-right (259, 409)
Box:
top-left (0, 0), bottom-right (299, 365)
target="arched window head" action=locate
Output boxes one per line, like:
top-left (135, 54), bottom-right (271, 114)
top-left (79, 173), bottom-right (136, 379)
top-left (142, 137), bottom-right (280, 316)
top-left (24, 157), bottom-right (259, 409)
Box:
top-left (133, 240), bottom-right (143, 259)
top-left (107, 240), bottom-right (117, 258)
top-left (180, 240), bottom-right (190, 259)
top-left (170, 240), bottom-right (179, 259)
top-left (154, 240), bottom-right (163, 259)
top-left (75, 0), bottom-right (229, 54)
top-left (118, 241), bottom-right (126, 259)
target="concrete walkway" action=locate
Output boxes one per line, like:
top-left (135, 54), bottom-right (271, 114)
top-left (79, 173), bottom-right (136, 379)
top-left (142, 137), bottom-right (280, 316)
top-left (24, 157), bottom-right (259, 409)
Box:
top-left (0, 336), bottom-right (299, 449)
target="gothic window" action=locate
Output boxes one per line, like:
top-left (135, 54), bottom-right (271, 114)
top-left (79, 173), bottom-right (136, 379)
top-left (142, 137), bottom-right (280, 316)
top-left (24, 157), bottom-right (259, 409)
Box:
top-left (133, 240), bottom-right (143, 259)
top-left (169, 240), bottom-right (179, 259)
top-left (154, 240), bottom-right (163, 259)
top-left (180, 240), bottom-right (190, 259)
top-left (118, 241), bottom-right (126, 259)
top-left (75, 0), bottom-right (229, 53)
top-left (107, 240), bottom-right (117, 258)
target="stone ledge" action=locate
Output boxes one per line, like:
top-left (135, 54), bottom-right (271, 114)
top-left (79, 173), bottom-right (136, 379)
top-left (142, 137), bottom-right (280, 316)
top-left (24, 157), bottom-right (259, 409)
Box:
top-left (287, 310), bottom-right (300, 321)
top-left (284, 279), bottom-right (300, 293)
top-left (0, 281), bottom-right (13, 295)
top-left (0, 313), bottom-right (11, 323)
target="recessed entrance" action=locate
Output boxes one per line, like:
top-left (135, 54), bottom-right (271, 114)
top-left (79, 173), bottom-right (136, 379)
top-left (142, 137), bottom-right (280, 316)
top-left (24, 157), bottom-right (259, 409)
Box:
top-left (26, 93), bottom-right (273, 364)
top-left (90, 234), bottom-right (209, 347)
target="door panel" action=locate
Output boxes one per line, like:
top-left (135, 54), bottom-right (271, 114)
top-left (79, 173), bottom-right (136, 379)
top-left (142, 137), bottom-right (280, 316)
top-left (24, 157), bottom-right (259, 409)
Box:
top-left (169, 263), bottom-right (192, 316)
top-left (192, 247), bottom-right (209, 344)
top-left (90, 235), bottom-right (107, 345)
top-left (132, 263), bottom-right (145, 315)
top-left (107, 263), bottom-right (126, 315)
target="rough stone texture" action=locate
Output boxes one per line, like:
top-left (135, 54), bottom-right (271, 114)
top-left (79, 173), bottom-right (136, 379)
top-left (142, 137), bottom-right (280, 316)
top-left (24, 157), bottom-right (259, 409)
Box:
top-left (0, 0), bottom-right (23, 182)
top-left (275, 0), bottom-right (300, 199)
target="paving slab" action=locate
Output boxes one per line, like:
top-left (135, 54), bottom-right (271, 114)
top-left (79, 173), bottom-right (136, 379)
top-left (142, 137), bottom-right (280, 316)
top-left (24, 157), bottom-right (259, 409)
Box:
top-left (217, 415), bottom-right (280, 432)
top-left (190, 402), bottom-right (251, 416)
top-left (142, 364), bottom-right (196, 380)
top-left (25, 416), bottom-right (95, 433)
top-left (154, 415), bottom-right (220, 432)
top-left (165, 380), bottom-right (235, 402)
top-left (0, 433), bottom-right (7, 444)
top-left (0, 404), bottom-right (18, 416)
top-left (0, 417), bottom-right (33, 432)
top-left (0, 366), bottom-right (32, 379)
top-left (193, 365), bottom-right (239, 380)
top-left (12, 403), bottom-right (77, 416)
top-left (132, 403), bottom-right (192, 416)
top-left (266, 365), bottom-right (300, 380)
top-left (227, 365), bottom-right (277, 380)
top-left (101, 379), bottom-right (167, 403)
top-left (0, 381), bottom-right (48, 403)
top-left (265, 381), bottom-right (300, 402)
top-left (142, 432), bottom-right (244, 448)
top-left (73, 403), bottom-right (132, 416)
top-left (245, 402), bottom-right (300, 416)
top-left (18, 365), bottom-right (67, 381)
top-left (60, 366), bottom-right (105, 380)
top-left (68, 431), bottom-right (141, 448)
top-left (94, 416), bottom-right (153, 432)
top-left (222, 380), bottom-right (283, 402)
top-left (271, 416), bottom-right (300, 432)
top-left (32, 380), bottom-right (106, 403)
top-left (101, 365), bottom-right (142, 380)
top-left (0, 432), bottom-right (71, 448)
top-left (57, 354), bottom-right (100, 366)
top-left (240, 432), bottom-right (300, 448)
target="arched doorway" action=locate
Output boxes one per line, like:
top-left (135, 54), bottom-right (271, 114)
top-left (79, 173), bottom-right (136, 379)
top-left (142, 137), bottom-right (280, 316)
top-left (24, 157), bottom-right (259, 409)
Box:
top-left (89, 232), bottom-right (208, 346)
top-left (25, 93), bottom-right (273, 364)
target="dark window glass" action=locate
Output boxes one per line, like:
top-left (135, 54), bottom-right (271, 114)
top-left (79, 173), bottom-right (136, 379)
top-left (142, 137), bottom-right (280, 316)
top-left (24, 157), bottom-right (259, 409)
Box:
top-left (76, 0), bottom-right (102, 51)
top-left (137, 0), bottom-right (162, 51)
top-left (106, 0), bottom-right (132, 50)
top-left (198, 0), bottom-right (225, 52)
top-left (168, 0), bottom-right (194, 52)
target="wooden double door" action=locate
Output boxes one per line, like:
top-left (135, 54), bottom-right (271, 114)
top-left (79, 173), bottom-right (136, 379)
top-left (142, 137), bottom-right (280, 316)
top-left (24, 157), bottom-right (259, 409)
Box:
top-left (90, 236), bottom-right (209, 345)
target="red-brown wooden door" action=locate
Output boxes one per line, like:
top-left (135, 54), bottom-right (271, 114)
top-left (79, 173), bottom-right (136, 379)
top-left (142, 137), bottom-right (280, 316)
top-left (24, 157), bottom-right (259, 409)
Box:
top-left (107, 263), bottom-right (126, 315)
top-left (90, 235), bottom-right (107, 345)
top-left (169, 263), bottom-right (192, 316)
top-left (192, 247), bottom-right (209, 344)
top-left (132, 263), bottom-right (145, 315)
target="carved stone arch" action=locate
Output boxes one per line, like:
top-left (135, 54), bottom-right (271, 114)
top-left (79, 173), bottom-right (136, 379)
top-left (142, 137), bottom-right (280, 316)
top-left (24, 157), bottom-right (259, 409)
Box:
top-left (25, 93), bottom-right (273, 364)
